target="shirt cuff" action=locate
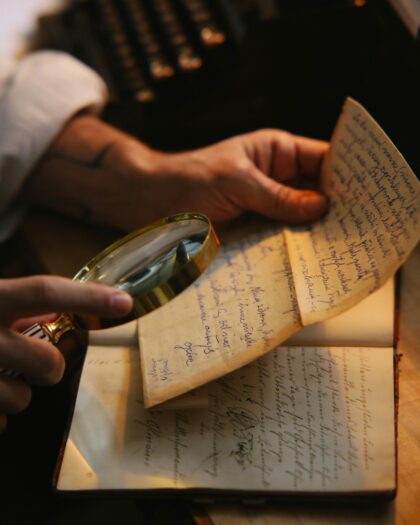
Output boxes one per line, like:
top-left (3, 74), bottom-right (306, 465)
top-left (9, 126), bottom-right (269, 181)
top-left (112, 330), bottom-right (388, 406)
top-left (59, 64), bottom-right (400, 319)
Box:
top-left (0, 50), bottom-right (109, 238)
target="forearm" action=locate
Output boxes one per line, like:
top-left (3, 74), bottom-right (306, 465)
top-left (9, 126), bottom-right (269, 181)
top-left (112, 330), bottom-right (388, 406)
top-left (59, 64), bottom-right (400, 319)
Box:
top-left (21, 115), bottom-right (171, 230)
top-left (21, 116), bottom-right (328, 230)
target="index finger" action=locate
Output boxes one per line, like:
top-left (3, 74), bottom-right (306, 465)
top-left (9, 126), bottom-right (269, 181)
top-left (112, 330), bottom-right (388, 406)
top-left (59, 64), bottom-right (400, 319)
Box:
top-left (0, 276), bottom-right (133, 325)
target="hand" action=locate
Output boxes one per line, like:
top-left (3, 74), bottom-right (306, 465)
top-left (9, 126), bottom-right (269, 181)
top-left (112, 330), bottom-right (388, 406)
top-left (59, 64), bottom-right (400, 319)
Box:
top-left (24, 116), bottom-right (328, 230)
top-left (0, 276), bottom-right (133, 432)
top-left (155, 129), bottom-right (329, 225)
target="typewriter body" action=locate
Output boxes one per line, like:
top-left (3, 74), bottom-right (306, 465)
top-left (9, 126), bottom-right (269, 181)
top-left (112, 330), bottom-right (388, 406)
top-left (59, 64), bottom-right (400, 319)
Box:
top-left (34, 0), bottom-right (419, 164)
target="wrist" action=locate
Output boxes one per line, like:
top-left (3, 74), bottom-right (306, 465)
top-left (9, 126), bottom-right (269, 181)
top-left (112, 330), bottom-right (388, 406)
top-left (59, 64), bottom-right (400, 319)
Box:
top-left (48, 114), bottom-right (157, 171)
top-left (146, 148), bottom-right (212, 183)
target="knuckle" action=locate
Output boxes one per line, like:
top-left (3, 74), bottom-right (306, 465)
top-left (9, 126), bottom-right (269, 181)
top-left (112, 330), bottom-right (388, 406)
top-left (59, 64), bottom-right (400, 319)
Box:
top-left (278, 131), bottom-right (296, 155)
top-left (256, 128), bottom-right (291, 143)
top-left (225, 157), bottom-right (255, 180)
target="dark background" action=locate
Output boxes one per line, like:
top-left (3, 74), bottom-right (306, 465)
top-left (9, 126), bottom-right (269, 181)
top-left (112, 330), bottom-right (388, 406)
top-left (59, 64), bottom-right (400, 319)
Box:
top-left (34, 0), bottom-right (420, 168)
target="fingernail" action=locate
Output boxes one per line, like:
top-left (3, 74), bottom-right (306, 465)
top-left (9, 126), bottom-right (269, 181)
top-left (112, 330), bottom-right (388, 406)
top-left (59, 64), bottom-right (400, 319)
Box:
top-left (110, 292), bottom-right (133, 315)
top-left (302, 194), bottom-right (328, 214)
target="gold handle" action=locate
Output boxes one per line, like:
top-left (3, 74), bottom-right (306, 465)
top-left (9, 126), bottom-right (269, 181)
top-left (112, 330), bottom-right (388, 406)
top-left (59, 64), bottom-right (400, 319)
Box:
top-left (29, 313), bottom-right (76, 345)
top-left (1, 314), bottom-right (86, 379)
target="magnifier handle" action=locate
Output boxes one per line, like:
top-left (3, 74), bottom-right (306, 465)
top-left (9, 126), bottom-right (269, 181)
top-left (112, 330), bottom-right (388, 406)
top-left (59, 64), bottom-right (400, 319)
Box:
top-left (1, 314), bottom-right (88, 380)
top-left (22, 313), bottom-right (76, 344)
top-left (21, 323), bottom-right (51, 341)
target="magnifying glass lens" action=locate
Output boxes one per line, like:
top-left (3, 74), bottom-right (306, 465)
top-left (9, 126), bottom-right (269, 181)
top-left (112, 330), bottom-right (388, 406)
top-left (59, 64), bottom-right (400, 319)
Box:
top-left (73, 214), bottom-right (218, 328)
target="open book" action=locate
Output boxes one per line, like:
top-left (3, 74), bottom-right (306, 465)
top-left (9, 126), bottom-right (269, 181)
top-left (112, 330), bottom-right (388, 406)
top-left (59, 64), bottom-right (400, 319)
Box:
top-left (55, 284), bottom-right (396, 498)
top-left (54, 98), bottom-right (419, 498)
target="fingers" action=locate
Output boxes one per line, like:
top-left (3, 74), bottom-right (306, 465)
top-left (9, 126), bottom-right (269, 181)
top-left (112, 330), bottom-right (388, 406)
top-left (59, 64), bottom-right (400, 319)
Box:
top-left (246, 130), bottom-right (328, 183)
top-left (241, 168), bottom-right (328, 224)
top-left (271, 133), bottom-right (328, 182)
top-left (224, 129), bottom-right (329, 223)
top-left (0, 275), bottom-right (133, 432)
top-left (0, 328), bottom-right (65, 385)
top-left (0, 275), bottom-right (133, 325)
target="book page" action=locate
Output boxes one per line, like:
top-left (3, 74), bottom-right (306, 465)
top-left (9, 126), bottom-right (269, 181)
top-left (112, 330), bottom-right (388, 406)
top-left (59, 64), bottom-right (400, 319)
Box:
top-left (88, 320), bottom-right (138, 346)
top-left (286, 278), bottom-right (394, 347)
top-left (57, 344), bottom-right (395, 494)
top-left (88, 323), bottom-right (208, 409)
top-left (285, 98), bottom-right (419, 325)
top-left (139, 220), bottom-right (301, 407)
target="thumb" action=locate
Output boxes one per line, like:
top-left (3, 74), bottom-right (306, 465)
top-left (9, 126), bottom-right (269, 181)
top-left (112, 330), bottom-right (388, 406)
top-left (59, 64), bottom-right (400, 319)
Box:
top-left (246, 169), bottom-right (328, 224)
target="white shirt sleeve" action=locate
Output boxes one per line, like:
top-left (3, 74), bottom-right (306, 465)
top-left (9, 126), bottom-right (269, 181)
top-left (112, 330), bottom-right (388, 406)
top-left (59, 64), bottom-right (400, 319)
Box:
top-left (0, 50), bottom-right (109, 241)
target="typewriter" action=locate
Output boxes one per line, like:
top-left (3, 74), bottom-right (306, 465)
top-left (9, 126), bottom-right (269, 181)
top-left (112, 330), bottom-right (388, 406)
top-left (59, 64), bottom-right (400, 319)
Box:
top-left (36, 1), bottom-right (246, 106)
top-left (34, 0), bottom-right (420, 160)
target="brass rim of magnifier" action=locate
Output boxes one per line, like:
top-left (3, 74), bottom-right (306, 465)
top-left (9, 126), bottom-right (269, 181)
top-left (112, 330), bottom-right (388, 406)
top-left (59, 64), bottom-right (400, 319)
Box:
top-left (73, 212), bottom-right (220, 326)
top-left (38, 213), bottom-right (219, 343)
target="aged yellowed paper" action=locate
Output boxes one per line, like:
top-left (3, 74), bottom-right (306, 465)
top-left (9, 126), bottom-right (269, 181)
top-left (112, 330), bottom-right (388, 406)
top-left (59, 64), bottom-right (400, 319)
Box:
top-left (139, 221), bottom-right (301, 407)
top-left (285, 98), bottom-right (419, 324)
top-left (57, 344), bottom-right (395, 494)
top-left (139, 98), bottom-right (419, 407)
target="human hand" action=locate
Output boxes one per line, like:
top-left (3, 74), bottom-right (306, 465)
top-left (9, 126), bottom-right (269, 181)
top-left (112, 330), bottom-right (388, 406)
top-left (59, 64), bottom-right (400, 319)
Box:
top-left (0, 276), bottom-right (133, 432)
top-left (157, 129), bottom-right (329, 225)
top-left (25, 116), bottom-right (328, 230)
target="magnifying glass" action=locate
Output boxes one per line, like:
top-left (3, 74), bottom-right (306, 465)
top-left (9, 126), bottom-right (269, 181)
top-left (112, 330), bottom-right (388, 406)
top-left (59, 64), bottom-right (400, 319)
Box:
top-left (21, 212), bottom-right (219, 375)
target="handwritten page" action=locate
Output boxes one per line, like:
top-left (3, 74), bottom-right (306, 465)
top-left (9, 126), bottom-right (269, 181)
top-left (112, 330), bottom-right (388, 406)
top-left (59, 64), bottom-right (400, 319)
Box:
top-left (88, 322), bottom-right (209, 409)
top-left (285, 98), bottom-right (420, 325)
top-left (139, 219), bottom-right (301, 407)
top-left (57, 344), bottom-right (395, 494)
top-left (139, 98), bottom-right (418, 407)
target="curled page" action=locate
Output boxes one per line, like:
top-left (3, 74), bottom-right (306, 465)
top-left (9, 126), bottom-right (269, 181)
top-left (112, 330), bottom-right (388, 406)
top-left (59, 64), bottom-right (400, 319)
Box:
top-left (285, 98), bottom-right (419, 325)
top-left (139, 221), bottom-right (301, 407)
top-left (140, 98), bottom-right (419, 406)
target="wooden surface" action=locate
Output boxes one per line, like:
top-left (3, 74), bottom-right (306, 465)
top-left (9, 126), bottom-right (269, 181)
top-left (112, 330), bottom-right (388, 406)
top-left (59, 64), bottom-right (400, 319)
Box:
top-left (20, 211), bottom-right (420, 525)
top-left (21, 211), bottom-right (121, 278)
